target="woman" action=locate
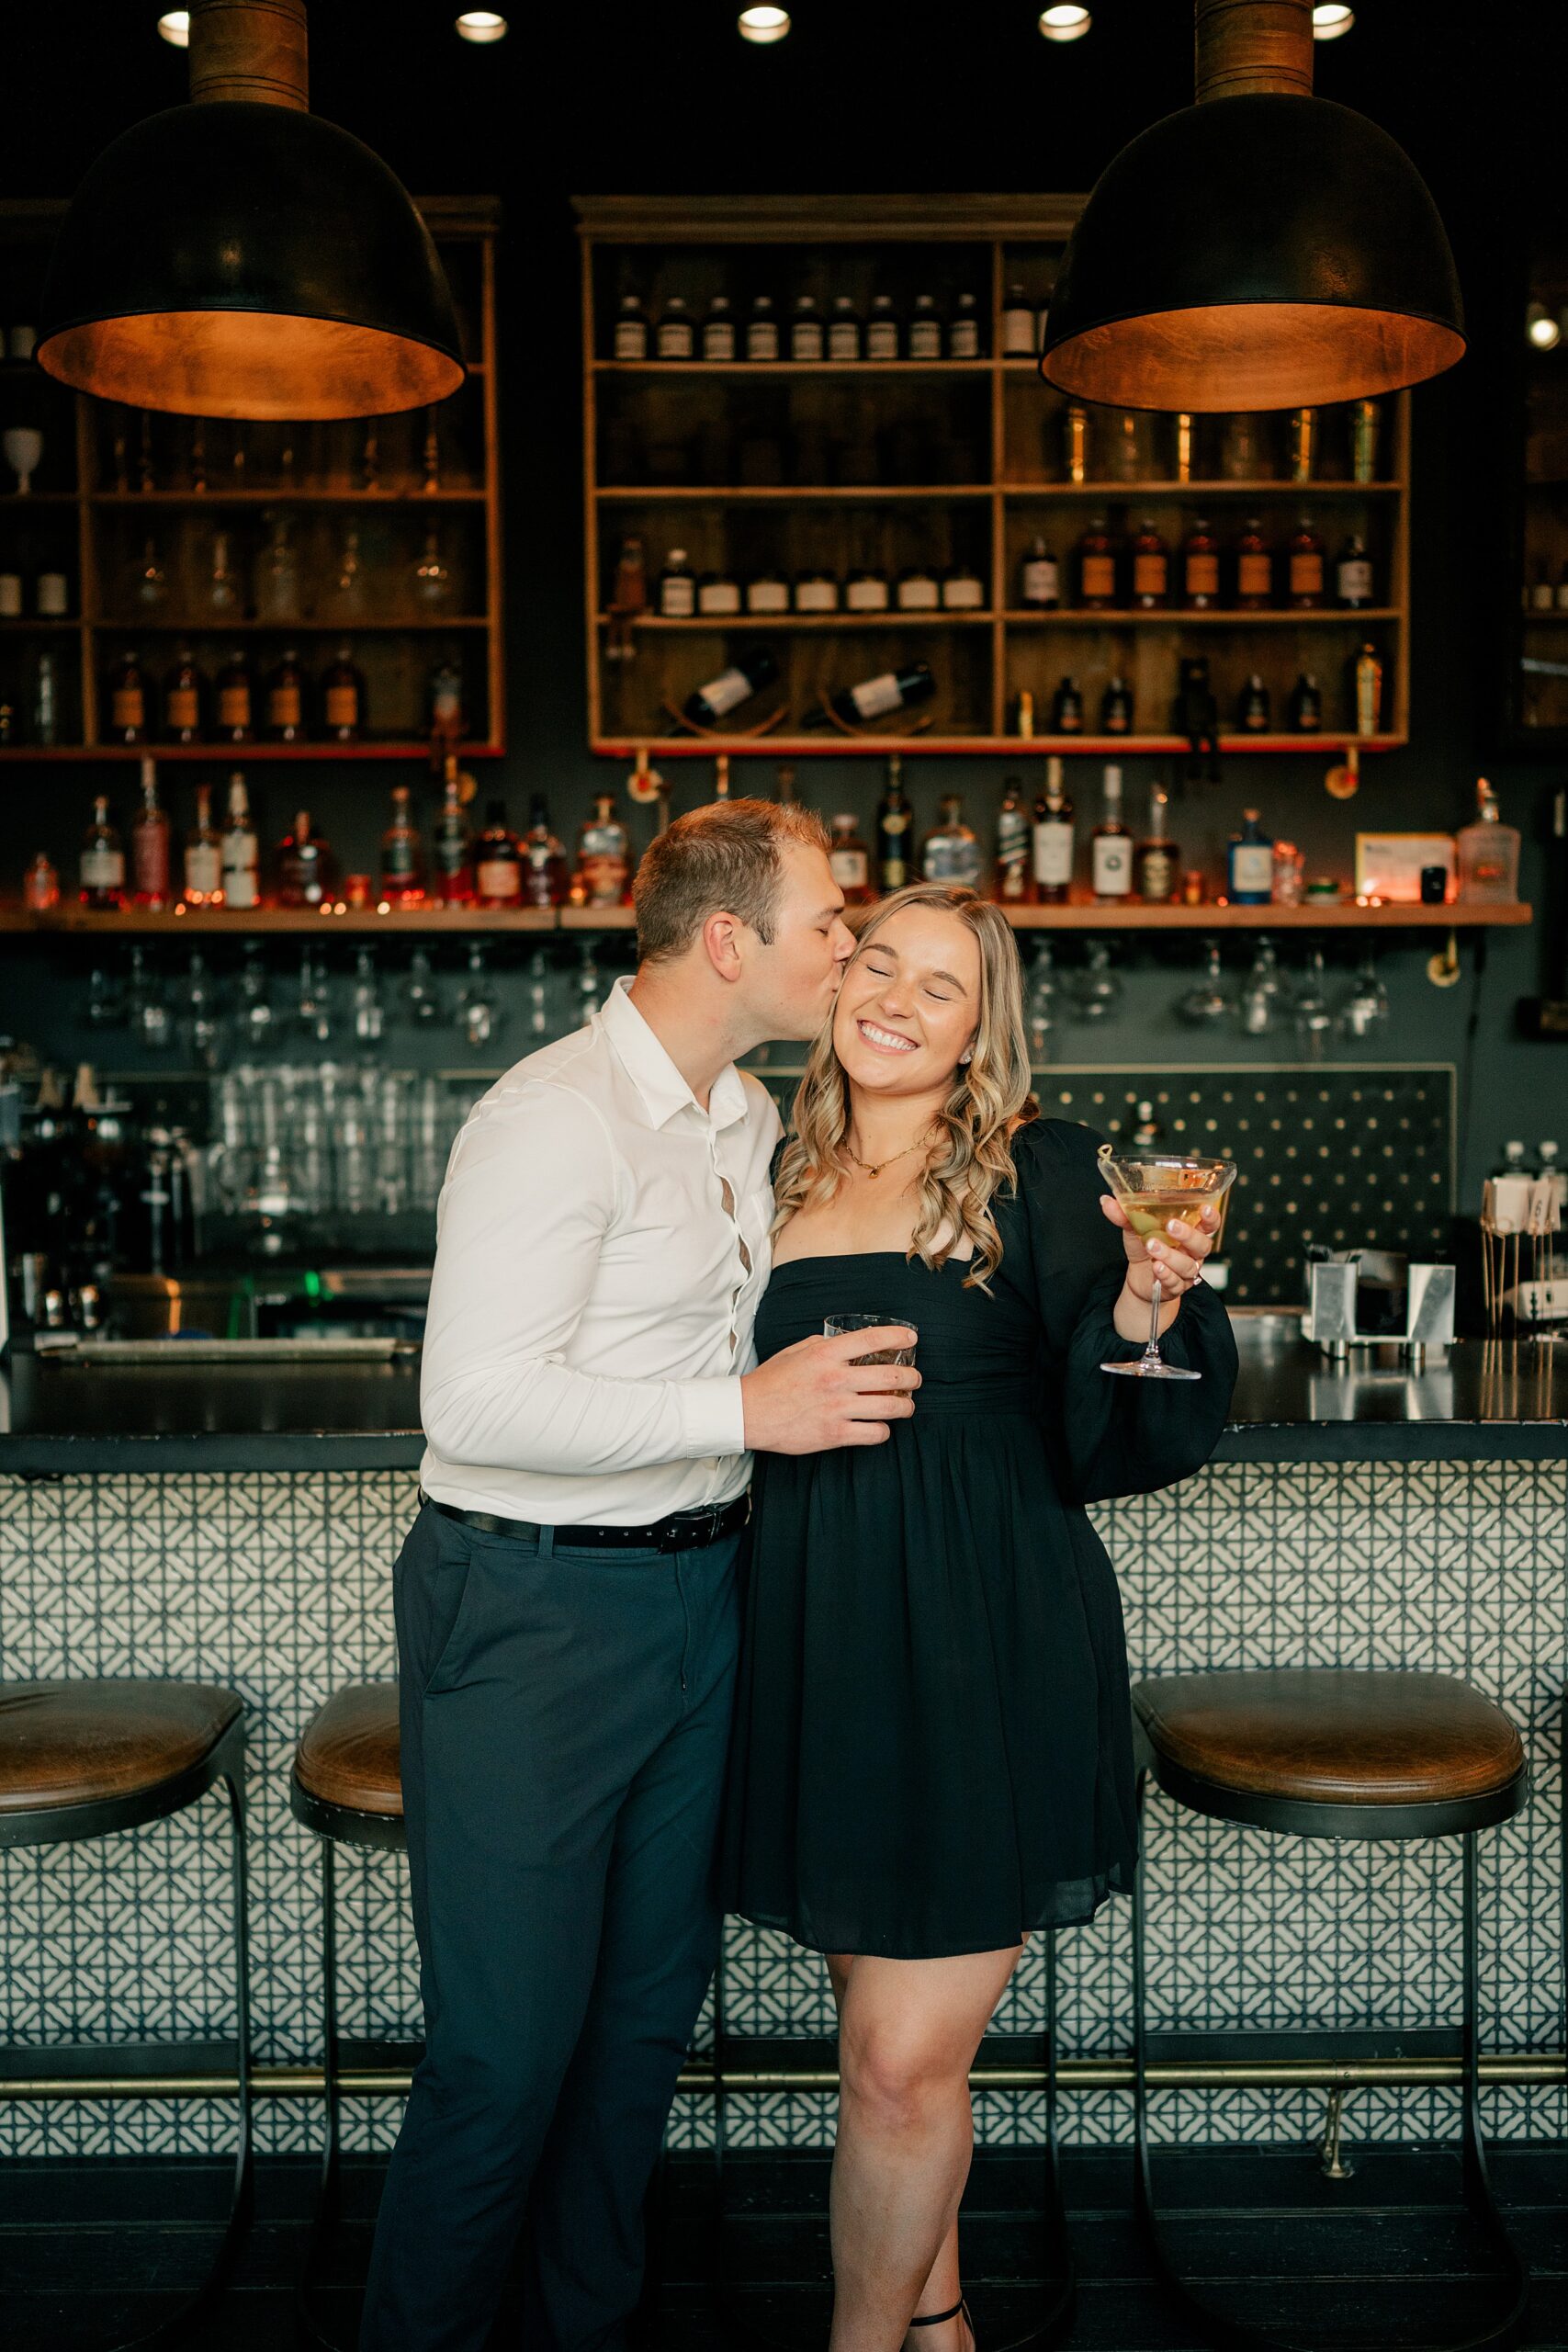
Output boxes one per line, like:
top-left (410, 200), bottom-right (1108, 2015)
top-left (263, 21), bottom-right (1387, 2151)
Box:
top-left (722, 885), bottom-right (1238, 2352)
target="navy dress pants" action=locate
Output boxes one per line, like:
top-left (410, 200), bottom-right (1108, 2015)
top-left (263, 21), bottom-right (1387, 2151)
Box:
top-left (359, 1500), bottom-right (741, 2352)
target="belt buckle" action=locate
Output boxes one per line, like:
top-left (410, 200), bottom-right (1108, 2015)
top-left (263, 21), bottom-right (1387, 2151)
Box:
top-left (665, 1501), bottom-right (720, 1553)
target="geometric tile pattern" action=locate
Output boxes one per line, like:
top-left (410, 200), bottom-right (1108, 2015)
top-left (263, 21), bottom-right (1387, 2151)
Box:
top-left (0, 1458), bottom-right (1561, 2158)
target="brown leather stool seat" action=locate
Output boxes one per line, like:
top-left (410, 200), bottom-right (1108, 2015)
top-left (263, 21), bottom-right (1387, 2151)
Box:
top-left (0, 1679), bottom-right (243, 1828)
top-left (1134, 1668), bottom-right (1529, 1838)
top-left (292, 1683), bottom-right (402, 1836)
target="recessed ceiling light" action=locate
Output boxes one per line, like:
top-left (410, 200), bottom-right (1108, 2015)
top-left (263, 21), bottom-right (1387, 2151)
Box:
top-left (1312, 4), bottom-right (1355, 36)
top-left (156, 9), bottom-right (189, 44)
top-left (455, 10), bottom-right (508, 40)
top-left (1527, 304), bottom-right (1561, 351)
top-left (1039, 5), bottom-right (1091, 39)
top-left (739, 6), bottom-right (791, 42)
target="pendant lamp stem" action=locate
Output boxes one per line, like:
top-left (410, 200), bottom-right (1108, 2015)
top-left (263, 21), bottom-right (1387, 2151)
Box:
top-left (190, 0), bottom-right (309, 112)
top-left (1194, 0), bottom-right (1313, 102)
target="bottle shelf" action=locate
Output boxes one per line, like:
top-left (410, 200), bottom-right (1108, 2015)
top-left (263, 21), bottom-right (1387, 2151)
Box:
top-left (589, 732), bottom-right (1405, 758)
top-left (594, 359), bottom-right (994, 378)
top-left (0, 741), bottom-right (505, 763)
top-left (1003, 606), bottom-right (1401, 627)
top-left (1001, 480), bottom-right (1404, 499)
top-left (613, 610), bottom-right (995, 631)
top-left (0, 492), bottom-right (81, 506)
top-left (595, 484), bottom-right (994, 503)
top-left (89, 616), bottom-right (491, 633)
top-left (0, 616), bottom-right (81, 632)
top-left (89, 490), bottom-right (490, 507)
top-left (0, 899), bottom-right (1529, 940)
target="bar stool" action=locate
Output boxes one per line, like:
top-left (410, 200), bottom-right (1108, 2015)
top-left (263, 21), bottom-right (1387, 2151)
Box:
top-left (1130, 1668), bottom-right (1531, 2352)
top-left (0, 1678), bottom-right (253, 2347)
top-left (289, 1680), bottom-right (405, 2352)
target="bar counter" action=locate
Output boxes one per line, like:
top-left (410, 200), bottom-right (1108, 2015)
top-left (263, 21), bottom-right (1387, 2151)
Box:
top-left (0, 1313), bottom-right (1562, 2167)
top-left (1, 1314), bottom-right (1564, 1469)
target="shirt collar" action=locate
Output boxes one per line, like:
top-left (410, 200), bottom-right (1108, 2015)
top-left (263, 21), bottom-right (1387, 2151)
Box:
top-left (600, 975), bottom-right (750, 1135)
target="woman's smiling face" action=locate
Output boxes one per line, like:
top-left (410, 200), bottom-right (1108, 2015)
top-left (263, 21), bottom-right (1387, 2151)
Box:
top-left (831, 901), bottom-right (982, 1100)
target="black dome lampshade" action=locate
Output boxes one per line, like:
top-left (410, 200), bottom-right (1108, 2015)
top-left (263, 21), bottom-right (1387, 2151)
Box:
top-left (36, 0), bottom-right (465, 421)
top-left (1041, 0), bottom-right (1465, 413)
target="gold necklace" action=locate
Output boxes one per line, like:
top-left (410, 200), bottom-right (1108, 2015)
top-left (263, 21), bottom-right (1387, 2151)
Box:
top-left (843, 1129), bottom-right (931, 1182)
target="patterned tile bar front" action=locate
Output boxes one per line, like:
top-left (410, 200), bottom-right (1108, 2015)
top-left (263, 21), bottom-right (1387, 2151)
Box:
top-left (0, 1462), bottom-right (1562, 2156)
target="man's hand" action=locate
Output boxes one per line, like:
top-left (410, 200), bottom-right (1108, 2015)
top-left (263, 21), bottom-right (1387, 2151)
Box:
top-left (742, 1327), bottom-right (919, 1455)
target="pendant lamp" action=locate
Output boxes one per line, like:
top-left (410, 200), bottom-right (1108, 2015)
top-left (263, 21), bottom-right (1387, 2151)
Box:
top-left (36, 0), bottom-right (465, 421)
top-left (1041, 0), bottom-right (1465, 413)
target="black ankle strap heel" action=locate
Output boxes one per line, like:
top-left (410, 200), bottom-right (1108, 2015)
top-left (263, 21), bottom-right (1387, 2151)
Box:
top-left (908, 2299), bottom-right (974, 2338)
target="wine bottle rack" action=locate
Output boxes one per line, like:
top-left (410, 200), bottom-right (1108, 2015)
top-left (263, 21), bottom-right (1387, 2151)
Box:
top-left (577, 195), bottom-right (1411, 759)
top-left (0, 198), bottom-right (504, 762)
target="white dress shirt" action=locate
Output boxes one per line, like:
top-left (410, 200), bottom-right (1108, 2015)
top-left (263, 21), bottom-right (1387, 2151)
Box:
top-left (419, 975), bottom-right (782, 1526)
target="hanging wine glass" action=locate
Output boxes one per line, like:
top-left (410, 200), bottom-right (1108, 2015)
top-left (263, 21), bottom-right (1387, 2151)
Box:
top-left (1178, 938), bottom-right (1234, 1026)
top-left (1294, 946), bottom-right (1333, 1057)
top-left (1025, 937), bottom-right (1056, 1060)
top-left (1338, 951), bottom-right (1390, 1040)
top-left (3, 426), bottom-right (44, 495)
top-left (1237, 937), bottom-right (1283, 1036)
top-left (1067, 940), bottom-right (1122, 1021)
top-left (411, 523), bottom-right (453, 609)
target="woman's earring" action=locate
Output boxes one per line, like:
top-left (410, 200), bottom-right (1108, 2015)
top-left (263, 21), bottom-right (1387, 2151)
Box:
top-left (960, 1046), bottom-right (974, 1065)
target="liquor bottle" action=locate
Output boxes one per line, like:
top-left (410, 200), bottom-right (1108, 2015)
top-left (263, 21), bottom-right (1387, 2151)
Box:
top-left (1100, 675), bottom-right (1134, 735)
top-left (108, 649), bottom-right (151, 744)
top-left (163, 644), bottom-right (205, 744)
top-left (321, 642), bottom-right (366, 741)
top-left (23, 853), bottom-right (60, 911)
top-left (1076, 514), bottom-right (1118, 609)
top-left (1000, 282), bottom-right (1035, 357)
top-left (276, 810), bottom-right (333, 908)
top-left (921, 792), bottom-right (981, 887)
top-left (746, 561), bottom-right (791, 616)
top-left (1288, 671), bottom-right (1322, 731)
top-left (1031, 757), bottom-right (1075, 903)
top-left (1134, 784), bottom-right (1179, 903)
top-left (875, 756), bottom-right (913, 890)
top-left (696, 561), bottom-right (742, 618)
top-left (948, 290), bottom-right (981, 359)
top-left (131, 756), bottom-right (172, 907)
top-left (1227, 808), bottom-right (1274, 905)
top-left (1336, 531), bottom-right (1374, 608)
top-left (571, 791), bottom-right (632, 908)
top-left (1180, 514), bottom-right (1221, 609)
top-left (807, 661), bottom-right (936, 730)
top-left (1456, 779), bottom-right (1522, 904)
top-left (1234, 514), bottom-right (1273, 609)
top-left (412, 523), bottom-right (453, 609)
top-left (1238, 673), bottom-right (1271, 732)
top-left (613, 291), bottom-right (649, 360)
top-left (253, 509), bottom-right (300, 624)
top-left (844, 561), bottom-right (890, 613)
top-left (941, 556), bottom-right (986, 611)
top-left (428, 654), bottom-right (464, 752)
top-left (794, 561), bottom-right (839, 615)
top-left (702, 294), bottom-right (737, 361)
top-left (865, 293), bottom-right (899, 360)
top-left (80, 794), bottom-right (126, 911)
top-left (472, 798), bottom-right (522, 906)
top-left (181, 782), bottom-right (223, 908)
top-left (265, 646), bottom-right (306, 741)
top-left (432, 755), bottom-right (473, 905)
top-left (658, 547), bottom-right (696, 617)
top-left (205, 527), bottom-right (240, 616)
top-left (1019, 535), bottom-right (1060, 609)
top-left (1051, 673), bottom-right (1083, 734)
top-left (1089, 765), bottom-right (1133, 900)
top-left (683, 644), bottom-right (780, 727)
top-left (1287, 512), bottom-right (1325, 607)
top-left (1061, 404), bottom-right (1090, 484)
top-left (31, 650), bottom-right (59, 747)
top-left (896, 560), bottom-right (940, 613)
top-left (746, 294), bottom-right (780, 361)
top-left (325, 519), bottom-right (367, 623)
top-left (380, 782), bottom-right (425, 906)
top-left (520, 793), bottom-right (569, 907)
top-left (908, 292), bottom-right (942, 359)
top-left (1130, 516), bottom-right (1168, 607)
top-left (1290, 407), bottom-right (1316, 482)
top-left (789, 293), bottom-right (824, 361)
top-left (1351, 399), bottom-right (1382, 483)
top-left (215, 647), bottom-right (255, 742)
top-left (993, 776), bottom-right (1032, 903)
top-left (220, 773), bottom-right (259, 910)
top-left (827, 294), bottom-right (862, 361)
top-left (1352, 639), bottom-right (1383, 736)
top-left (656, 295), bottom-right (694, 359)
top-left (829, 812), bottom-right (874, 905)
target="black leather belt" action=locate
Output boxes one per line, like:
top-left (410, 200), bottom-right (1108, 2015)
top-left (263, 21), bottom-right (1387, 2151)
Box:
top-left (420, 1489), bottom-right (750, 1555)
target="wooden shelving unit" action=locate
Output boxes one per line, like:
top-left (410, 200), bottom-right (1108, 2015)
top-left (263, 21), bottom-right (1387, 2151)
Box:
top-left (0, 900), bottom-right (1529, 941)
top-left (576, 195), bottom-right (1411, 760)
top-left (0, 198), bottom-right (504, 760)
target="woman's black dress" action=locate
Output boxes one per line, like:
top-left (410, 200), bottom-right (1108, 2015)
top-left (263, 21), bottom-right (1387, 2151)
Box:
top-left (720, 1117), bottom-right (1239, 1961)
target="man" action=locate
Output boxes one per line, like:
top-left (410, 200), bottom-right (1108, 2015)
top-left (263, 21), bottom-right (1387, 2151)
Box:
top-left (361, 797), bottom-right (919, 2351)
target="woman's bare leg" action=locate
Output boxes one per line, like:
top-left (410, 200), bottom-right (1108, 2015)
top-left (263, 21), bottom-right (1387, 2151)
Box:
top-left (824, 1944), bottom-right (1022, 2352)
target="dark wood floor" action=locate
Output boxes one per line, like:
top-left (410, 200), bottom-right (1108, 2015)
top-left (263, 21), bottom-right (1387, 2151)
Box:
top-left (2, 2143), bottom-right (1564, 2349)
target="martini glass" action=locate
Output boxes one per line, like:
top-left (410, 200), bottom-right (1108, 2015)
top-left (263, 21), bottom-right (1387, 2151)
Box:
top-left (1097, 1144), bottom-right (1236, 1380)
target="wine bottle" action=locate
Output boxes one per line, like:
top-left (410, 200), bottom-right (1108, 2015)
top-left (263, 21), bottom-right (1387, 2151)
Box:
top-left (806, 661), bottom-right (936, 730)
top-left (1031, 756), bottom-right (1074, 904)
top-left (682, 644), bottom-right (781, 727)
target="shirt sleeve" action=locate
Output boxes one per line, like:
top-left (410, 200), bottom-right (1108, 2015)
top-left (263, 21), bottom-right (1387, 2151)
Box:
top-left (1005, 1118), bottom-right (1238, 1508)
top-left (419, 1082), bottom-right (746, 1478)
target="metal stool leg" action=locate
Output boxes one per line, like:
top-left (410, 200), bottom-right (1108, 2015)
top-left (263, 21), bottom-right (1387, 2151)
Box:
top-left (1133, 1784), bottom-right (1531, 2352)
top-left (296, 1837), bottom-right (354, 2352)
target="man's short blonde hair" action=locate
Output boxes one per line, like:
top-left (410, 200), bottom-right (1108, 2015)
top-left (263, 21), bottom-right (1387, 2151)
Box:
top-left (634, 797), bottom-right (830, 964)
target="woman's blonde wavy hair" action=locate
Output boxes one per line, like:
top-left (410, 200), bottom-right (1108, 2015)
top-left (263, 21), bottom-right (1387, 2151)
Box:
top-left (773, 884), bottom-right (1035, 1289)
